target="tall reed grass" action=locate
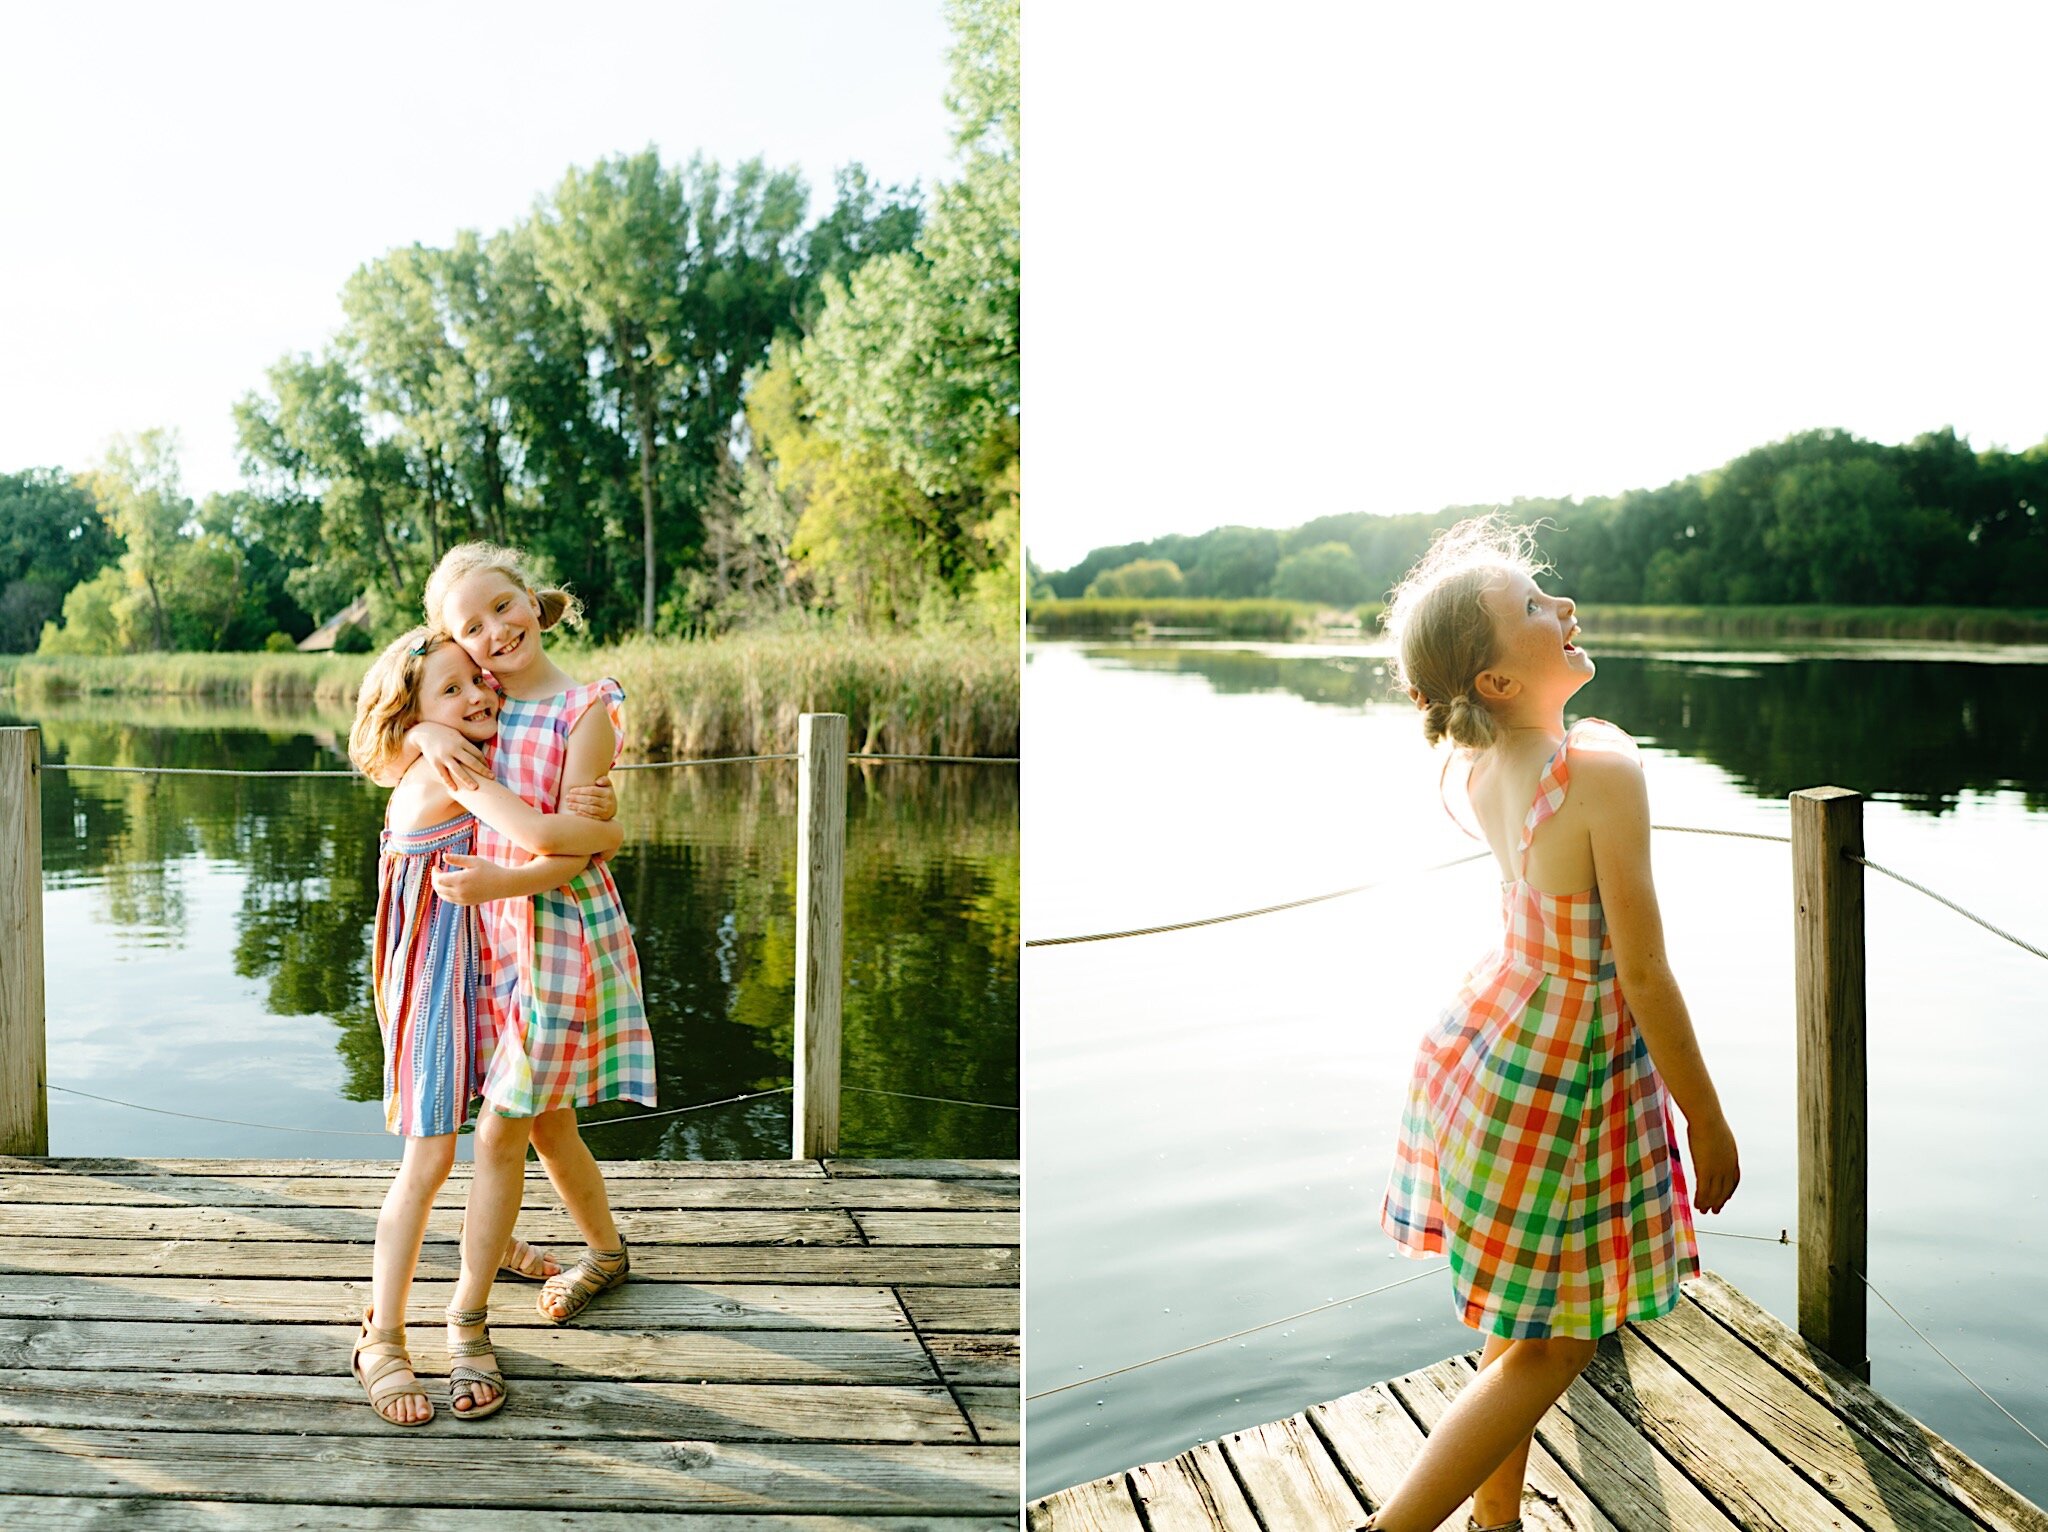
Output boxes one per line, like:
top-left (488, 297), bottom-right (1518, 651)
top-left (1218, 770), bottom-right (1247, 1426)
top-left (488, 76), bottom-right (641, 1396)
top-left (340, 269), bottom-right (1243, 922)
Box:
top-left (1027, 597), bottom-right (1330, 637)
top-left (1576, 603), bottom-right (2048, 643)
top-left (0, 632), bottom-right (1020, 758)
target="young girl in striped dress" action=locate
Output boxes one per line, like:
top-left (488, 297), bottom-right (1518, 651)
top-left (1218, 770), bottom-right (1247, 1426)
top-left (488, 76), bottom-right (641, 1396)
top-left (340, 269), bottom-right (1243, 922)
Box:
top-left (404, 543), bottom-right (656, 1354)
top-left (1357, 517), bottom-right (1742, 1532)
top-left (348, 628), bottom-right (624, 1426)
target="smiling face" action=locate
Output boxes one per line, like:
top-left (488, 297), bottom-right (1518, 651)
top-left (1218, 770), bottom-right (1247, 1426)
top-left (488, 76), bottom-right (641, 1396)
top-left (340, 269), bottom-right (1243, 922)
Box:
top-left (413, 643), bottom-right (499, 743)
top-left (438, 568), bottom-right (541, 678)
top-left (1478, 566), bottom-right (1594, 709)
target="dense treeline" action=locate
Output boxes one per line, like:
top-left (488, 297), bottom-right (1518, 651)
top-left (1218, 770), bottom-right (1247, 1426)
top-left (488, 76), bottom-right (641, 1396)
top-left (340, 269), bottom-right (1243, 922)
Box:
top-left (10, 0), bottom-right (1018, 656)
top-left (1043, 428), bottom-right (2048, 610)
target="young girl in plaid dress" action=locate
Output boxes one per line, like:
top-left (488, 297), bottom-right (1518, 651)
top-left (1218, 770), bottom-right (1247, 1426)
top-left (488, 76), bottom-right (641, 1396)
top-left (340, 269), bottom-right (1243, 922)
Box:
top-left (406, 543), bottom-right (656, 1360)
top-left (1356, 517), bottom-right (1741, 1532)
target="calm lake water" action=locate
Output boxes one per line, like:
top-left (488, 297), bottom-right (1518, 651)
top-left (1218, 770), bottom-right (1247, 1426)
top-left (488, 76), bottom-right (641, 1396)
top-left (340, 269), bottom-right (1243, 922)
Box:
top-left (15, 696), bottom-right (1017, 1163)
top-left (1024, 636), bottom-right (2048, 1505)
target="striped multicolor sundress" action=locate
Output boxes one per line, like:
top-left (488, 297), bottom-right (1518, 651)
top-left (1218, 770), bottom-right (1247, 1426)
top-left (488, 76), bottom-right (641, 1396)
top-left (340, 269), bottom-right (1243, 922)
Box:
top-left (372, 812), bottom-right (485, 1137)
top-left (472, 677), bottom-right (656, 1117)
top-left (1381, 717), bottom-right (1699, 1339)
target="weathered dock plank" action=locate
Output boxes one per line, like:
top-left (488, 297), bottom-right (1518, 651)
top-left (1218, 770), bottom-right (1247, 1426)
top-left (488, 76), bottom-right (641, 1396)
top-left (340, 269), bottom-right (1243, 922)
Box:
top-left (0, 1318), bottom-right (934, 1383)
top-left (0, 1155), bottom-right (831, 1177)
top-left (0, 1369), bottom-right (970, 1441)
top-left (1031, 1273), bottom-right (2043, 1531)
top-left (0, 1172), bottom-right (1017, 1211)
top-left (0, 1430), bottom-right (1019, 1513)
top-left (1127, 1442), bottom-right (1261, 1530)
top-left (1219, 1412), bottom-right (1369, 1526)
top-left (0, 1505), bottom-right (1017, 1532)
top-left (898, 1285), bottom-right (1020, 1334)
top-left (1027, 1474), bottom-right (1144, 1530)
top-left (0, 1274), bottom-right (909, 1329)
top-left (0, 1203), bottom-right (866, 1245)
top-left (0, 1238), bottom-right (1018, 1284)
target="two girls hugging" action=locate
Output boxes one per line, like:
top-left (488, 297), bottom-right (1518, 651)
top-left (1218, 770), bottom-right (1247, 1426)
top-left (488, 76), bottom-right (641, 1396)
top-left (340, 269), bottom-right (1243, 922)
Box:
top-left (344, 542), bottom-right (656, 1426)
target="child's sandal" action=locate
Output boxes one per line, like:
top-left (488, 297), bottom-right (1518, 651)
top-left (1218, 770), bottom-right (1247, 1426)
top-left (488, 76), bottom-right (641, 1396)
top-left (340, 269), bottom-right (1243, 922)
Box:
top-left (455, 1217), bottom-right (559, 1283)
top-left (538, 1239), bottom-right (629, 1324)
top-left (351, 1309), bottom-right (432, 1427)
top-left (444, 1302), bottom-right (508, 1420)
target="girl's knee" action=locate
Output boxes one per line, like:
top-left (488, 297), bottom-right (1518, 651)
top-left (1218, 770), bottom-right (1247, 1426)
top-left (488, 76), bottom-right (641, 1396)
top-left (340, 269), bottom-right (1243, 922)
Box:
top-left (402, 1134), bottom-right (458, 1179)
top-left (529, 1107), bottom-right (582, 1157)
top-left (1507, 1334), bottom-right (1599, 1376)
top-left (474, 1112), bottom-right (534, 1162)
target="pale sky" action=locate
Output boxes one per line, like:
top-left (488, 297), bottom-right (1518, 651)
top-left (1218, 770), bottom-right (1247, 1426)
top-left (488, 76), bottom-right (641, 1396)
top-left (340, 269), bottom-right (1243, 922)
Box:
top-left (0, 1), bottom-right (955, 503)
top-left (1027, 3), bottom-right (2048, 571)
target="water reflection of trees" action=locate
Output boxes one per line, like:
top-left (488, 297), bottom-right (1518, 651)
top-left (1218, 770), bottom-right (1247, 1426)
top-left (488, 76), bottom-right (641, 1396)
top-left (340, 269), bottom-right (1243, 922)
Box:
top-left (1086, 646), bottom-right (2048, 814)
top-left (22, 712), bottom-right (1018, 1158)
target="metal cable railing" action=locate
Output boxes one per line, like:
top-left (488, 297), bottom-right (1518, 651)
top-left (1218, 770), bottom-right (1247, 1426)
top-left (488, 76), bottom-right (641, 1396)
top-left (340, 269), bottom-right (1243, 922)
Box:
top-left (1028, 827), bottom-right (2044, 963)
top-left (41, 749), bottom-right (1017, 778)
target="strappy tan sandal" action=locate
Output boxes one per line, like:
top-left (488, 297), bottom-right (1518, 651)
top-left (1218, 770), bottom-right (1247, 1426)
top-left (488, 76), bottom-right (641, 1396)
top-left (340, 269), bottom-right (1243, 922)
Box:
top-left (352, 1308), bottom-right (432, 1427)
top-left (455, 1218), bottom-right (559, 1283)
top-left (537, 1239), bottom-right (628, 1324)
top-left (444, 1302), bottom-right (508, 1420)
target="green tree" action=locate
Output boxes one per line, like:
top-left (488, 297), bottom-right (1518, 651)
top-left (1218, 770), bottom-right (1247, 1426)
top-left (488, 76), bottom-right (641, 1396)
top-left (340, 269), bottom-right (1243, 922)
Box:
top-left (528, 150), bottom-right (806, 632)
top-left (0, 468), bottom-right (120, 652)
top-left (790, 0), bottom-right (1020, 628)
top-left (1187, 526), bottom-right (1281, 598)
top-left (1085, 558), bottom-right (1185, 598)
top-left (1271, 541), bottom-right (1366, 604)
top-left (87, 430), bottom-right (192, 649)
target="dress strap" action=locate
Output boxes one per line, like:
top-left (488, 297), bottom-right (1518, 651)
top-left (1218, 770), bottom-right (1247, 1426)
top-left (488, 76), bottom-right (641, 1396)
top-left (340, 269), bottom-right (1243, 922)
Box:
top-left (1515, 730), bottom-right (1576, 882)
top-left (1512, 717), bottom-right (1634, 880)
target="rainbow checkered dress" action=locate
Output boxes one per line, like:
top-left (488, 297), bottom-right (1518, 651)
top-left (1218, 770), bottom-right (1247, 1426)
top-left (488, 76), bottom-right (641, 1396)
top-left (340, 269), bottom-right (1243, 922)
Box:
top-left (473, 677), bottom-right (656, 1117)
top-left (1381, 717), bottom-right (1698, 1338)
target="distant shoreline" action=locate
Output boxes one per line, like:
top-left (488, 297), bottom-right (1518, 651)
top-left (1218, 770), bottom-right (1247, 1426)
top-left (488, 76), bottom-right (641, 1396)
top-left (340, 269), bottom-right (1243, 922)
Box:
top-left (0, 632), bottom-right (1020, 759)
top-left (1028, 597), bottom-right (2048, 645)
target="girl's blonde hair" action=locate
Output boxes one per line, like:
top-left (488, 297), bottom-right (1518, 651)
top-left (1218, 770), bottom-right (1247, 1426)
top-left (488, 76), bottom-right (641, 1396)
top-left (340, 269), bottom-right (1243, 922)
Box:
top-left (423, 541), bottom-right (584, 634)
top-left (349, 626), bottom-right (453, 783)
top-left (1381, 513), bottom-right (1550, 752)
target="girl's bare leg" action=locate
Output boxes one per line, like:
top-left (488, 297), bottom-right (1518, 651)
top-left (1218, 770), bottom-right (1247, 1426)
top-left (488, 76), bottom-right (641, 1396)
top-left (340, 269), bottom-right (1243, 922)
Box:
top-left (448, 1110), bottom-right (535, 1413)
top-left (367, 1134), bottom-right (458, 1425)
top-left (1469, 1331), bottom-right (1538, 1526)
top-left (527, 1106), bottom-right (624, 1319)
top-left (1364, 1333), bottom-right (1597, 1532)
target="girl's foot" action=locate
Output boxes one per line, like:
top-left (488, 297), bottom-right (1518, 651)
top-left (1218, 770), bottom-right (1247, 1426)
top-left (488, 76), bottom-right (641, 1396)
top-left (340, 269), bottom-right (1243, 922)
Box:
top-left (444, 1304), bottom-right (507, 1418)
top-left (499, 1233), bottom-right (560, 1282)
top-left (538, 1240), bottom-right (628, 1324)
top-left (352, 1308), bottom-right (432, 1427)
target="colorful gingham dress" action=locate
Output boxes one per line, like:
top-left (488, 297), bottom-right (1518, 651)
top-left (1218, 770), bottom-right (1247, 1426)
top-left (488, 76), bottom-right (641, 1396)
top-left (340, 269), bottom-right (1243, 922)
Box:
top-left (472, 678), bottom-right (656, 1117)
top-left (372, 812), bottom-right (484, 1137)
top-left (1381, 717), bottom-right (1698, 1338)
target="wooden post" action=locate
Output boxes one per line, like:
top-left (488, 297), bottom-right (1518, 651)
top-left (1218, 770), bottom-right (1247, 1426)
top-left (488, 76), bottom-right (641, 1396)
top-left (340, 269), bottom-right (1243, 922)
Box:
top-left (792, 713), bottom-right (846, 1159)
top-left (1791, 786), bottom-right (1867, 1380)
top-left (0, 727), bottom-right (47, 1156)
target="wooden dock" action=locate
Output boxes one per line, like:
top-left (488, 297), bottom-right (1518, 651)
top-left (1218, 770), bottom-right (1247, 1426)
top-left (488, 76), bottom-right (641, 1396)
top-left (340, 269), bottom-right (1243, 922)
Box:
top-left (0, 1153), bottom-right (1020, 1528)
top-left (1030, 1270), bottom-right (2046, 1532)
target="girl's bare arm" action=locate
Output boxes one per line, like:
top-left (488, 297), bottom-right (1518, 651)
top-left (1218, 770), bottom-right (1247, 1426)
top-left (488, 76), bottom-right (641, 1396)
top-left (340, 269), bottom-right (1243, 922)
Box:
top-left (1580, 750), bottom-right (1721, 1119)
top-left (558, 699), bottom-right (619, 810)
top-left (450, 777), bottom-right (625, 857)
top-left (1580, 747), bottom-right (1741, 1213)
top-left (433, 851), bottom-right (590, 905)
